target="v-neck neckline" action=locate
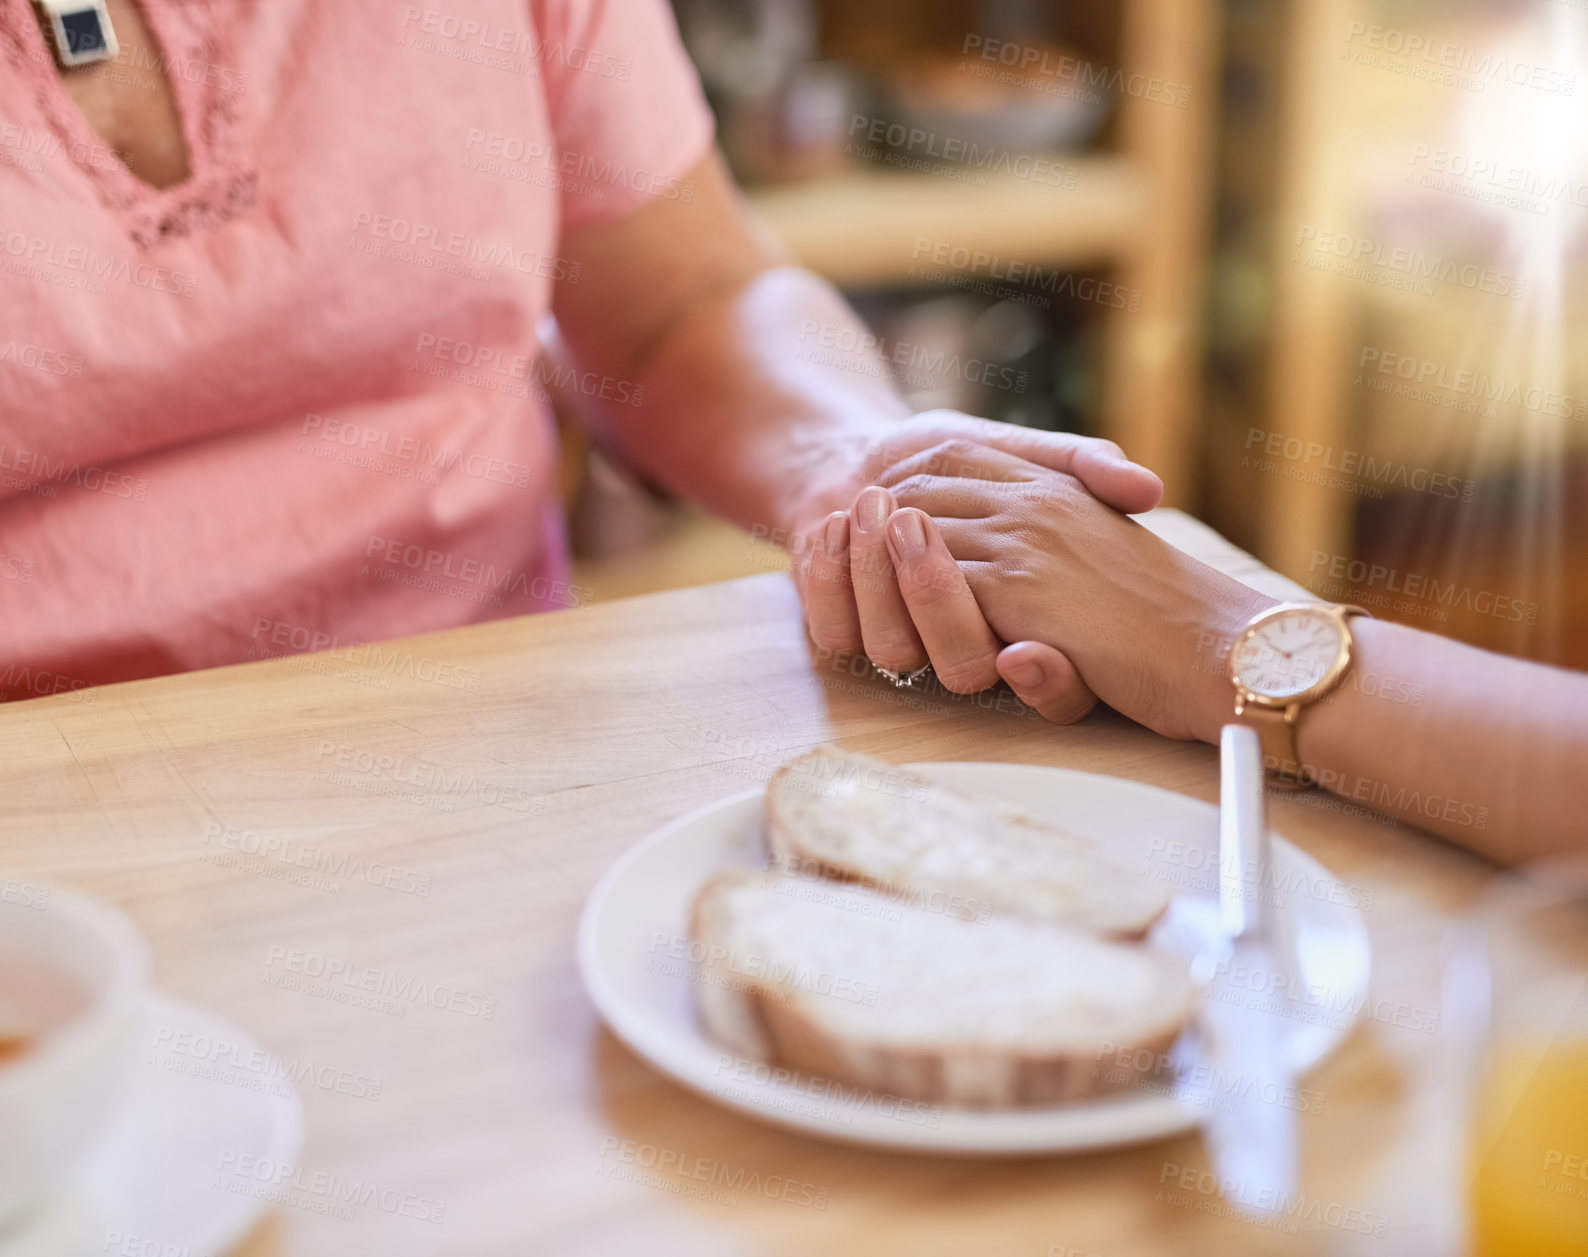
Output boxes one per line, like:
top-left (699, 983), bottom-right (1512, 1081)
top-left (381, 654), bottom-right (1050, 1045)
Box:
top-left (1, 0), bottom-right (256, 247)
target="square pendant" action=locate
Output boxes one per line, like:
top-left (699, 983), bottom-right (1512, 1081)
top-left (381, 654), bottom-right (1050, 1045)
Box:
top-left (36, 0), bottom-right (120, 68)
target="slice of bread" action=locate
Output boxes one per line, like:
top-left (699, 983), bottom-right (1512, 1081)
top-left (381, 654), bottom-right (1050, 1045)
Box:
top-left (766, 747), bottom-right (1170, 938)
top-left (690, 871), bottom-right (1195, 1107)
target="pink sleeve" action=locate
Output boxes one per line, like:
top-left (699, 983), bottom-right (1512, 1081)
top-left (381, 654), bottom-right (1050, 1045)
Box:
top-left (532, 0), bottom-right (716, 231)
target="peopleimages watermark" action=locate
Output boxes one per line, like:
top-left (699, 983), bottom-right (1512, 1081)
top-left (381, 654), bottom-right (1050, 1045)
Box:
top-left (0, 339), bottom-right (85, 379)
top-left (96, 40), bottom-right (248, 96)
top-left (1263, 764), bottom-right (1483, 836)
top-left (1157, 1160), bottom-right (1391, 1235)
top-left (0, 120), bottom-right (120, 173)
top-left (685, 801), bottom-right (992, 920)
top-left (646, 931), bottom-right (881, 1007)
top-left (597, 1137), bottom-right (828, 1210)
top-left (1342, 21), bottom-right (1576, 96)
top-left (697, 727), bottom-right (824, 781)
top-left (808, 642), bottom-right (1045, 720)
top-left (360, 535), bottom-right (590, 611)
top-left (1093, 1041), bottom-right (1327, 1115)
top-left (845, 114), bottom-right (1078, 188)
top-left (1406, 145), bottom-right (1588, 217)
top-left (1242, 427), bottom-right (1475, 501)
top-left (14, 28), bottom-right (246, 102)
top-left (709, 1052), bottom-right (942, 1129)
top-left (0, 663), bottom-right (97, 704)
top-left (147, 1023), bottom-right (384, 1102)
top-left (1246, 755), bottom-right (1490, 833)
top-left (767, 738), bottom-right (934, 805)
top-left (1143, 835), bottom-right (1377, 911)
top-left (312, 739), bottom-right (546, 816)
top-left (0, 549), bottom-right (36, 583)
top-left (102, 1230), bottom-right (217, 1257)
top-left (1292, 224), bottom-right (1525, 300)
top-left (1280, 783), bottom-right (1405, 828)
top-left (409, 332), bottom-right (645, 408)
top-left (247, 616), bottom-right (484, 692)
top-left (960, 35), bottom-right (1190, 108)
top-left (213, 1150), bottom-right (446, 1224)
top-left (200, 821), bottom-right (433, 897)
top-left (1356, 345), bottom-right (1580, 423)
top-left (1541, 1150), bottom-right (1588, 1200)
top-left (461, 130), bottom-right (693, 204)
top-left (300, 412), bottom-right (540, 491)
top-left (0, 444), bottom-right (148, 503)
top-left (348, 211), bottom-right (581, 284)
top-left (909, 237), bottom-right (1140, 312)
top-left (1205, 957), bottom-right (1443, 1036)
top-left (1308, 551), bottom-right (1539, 627)
top-left (0, 147), bottom-right (41, 175)
top-left (0, 225), bottom-right (199, 297)
top-left (772, 867), bottom-right (995, 925)
top-left (795, 318), bottom-right (1029, 395)
top-left (262, 945), bottom-right (497, 1020)
top-left (0, 878), bottom-right (49, 910)
top-left (399, 6), bottom-right (632, 80)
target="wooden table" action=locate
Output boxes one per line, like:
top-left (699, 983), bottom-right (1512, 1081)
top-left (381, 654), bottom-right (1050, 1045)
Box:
top-left (0, 512), bottom-right (1499, 1257)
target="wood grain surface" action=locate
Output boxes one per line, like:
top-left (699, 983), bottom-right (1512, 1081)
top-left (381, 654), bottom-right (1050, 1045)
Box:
top-left (0, 511), bottom-right (1500, 1257)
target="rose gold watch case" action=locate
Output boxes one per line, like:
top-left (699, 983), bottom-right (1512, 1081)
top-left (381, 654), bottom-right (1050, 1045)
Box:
top-left (1226, 602), bottom-right (1369, 711)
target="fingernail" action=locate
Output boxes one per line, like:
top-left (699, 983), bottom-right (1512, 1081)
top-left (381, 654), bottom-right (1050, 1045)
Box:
top-left (823, 514), bottom-right (848, 558)
top-left (1003, 657), bottom-right (1044, 687)
top-left (856, 487), bottom-right (889, 531)
top-left (889, 511), bottom-right (926, 558)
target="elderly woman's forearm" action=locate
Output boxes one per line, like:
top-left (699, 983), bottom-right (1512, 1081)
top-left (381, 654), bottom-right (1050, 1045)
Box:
top-left (549, 149), bottom-right (907, 535)
top-left (590, 266), bottom-right (910, 534)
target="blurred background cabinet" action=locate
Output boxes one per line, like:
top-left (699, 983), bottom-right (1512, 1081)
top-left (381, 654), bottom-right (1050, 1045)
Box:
top-left (1211, 0), bottom-right (1588, 666)
top-left (743, 0), bottom-right (1219, 506)
top-left (570, 0), bottom-right (1221, 588)
top-left (566, 0), bottom-right (1588, 671)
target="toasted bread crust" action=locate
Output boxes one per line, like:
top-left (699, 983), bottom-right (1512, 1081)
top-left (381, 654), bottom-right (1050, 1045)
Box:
top-left (749, 986), bottom-right (1184, 1106)
top-left (688, 872), bottom-right (1190, 1109)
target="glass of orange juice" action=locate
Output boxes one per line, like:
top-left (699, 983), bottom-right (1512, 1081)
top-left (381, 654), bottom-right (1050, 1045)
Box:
top-left (1450, 860), bottom-right (1588, 1257)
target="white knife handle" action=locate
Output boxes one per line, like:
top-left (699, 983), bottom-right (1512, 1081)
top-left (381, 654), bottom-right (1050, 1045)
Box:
top-left (1219, 724), bottom-right (1270, 941)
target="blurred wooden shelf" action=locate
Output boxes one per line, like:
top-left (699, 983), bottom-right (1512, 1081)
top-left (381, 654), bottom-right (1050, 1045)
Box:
top-left (741, 0), bottom-right (1219, 509)
top-left (747, 155), bottom-right (1150, 285)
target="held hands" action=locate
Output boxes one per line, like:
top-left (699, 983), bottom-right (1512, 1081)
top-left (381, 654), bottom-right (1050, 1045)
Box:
top-left (799, 434), bottom-right (1274, 739)
top-left (790, 415), bottom-right (1162, 719)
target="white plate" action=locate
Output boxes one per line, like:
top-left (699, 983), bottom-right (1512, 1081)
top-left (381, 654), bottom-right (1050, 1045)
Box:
top-left (578, 762), bottom-right (1371, 1155)
top-left (0, 992), bottom-right (303, 1256)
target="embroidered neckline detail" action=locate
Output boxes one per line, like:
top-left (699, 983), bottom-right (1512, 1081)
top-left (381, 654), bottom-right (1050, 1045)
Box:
top-left (0, 0), bottom-right (257, 247)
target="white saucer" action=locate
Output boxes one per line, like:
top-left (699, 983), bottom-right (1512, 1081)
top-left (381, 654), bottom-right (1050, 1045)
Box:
top-left (0, 992), bottom-right (303, 1256)
top-left (578, 761), bottom-right (1372, 1155)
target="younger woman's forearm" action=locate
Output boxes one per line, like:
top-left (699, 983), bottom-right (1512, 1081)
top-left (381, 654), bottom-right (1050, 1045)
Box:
top-left (1272, 619), bottom-right (1585, 861)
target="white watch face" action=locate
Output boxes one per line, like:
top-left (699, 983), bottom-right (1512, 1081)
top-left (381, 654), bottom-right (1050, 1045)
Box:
top-left (1231, 609), bottom-right (1345, 699)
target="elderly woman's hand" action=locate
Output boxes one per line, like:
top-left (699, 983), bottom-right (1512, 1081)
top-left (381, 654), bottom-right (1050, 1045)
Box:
top-left (792, 415), bottom-right (1163, 703)
top-left (865, 443), bottom-right (1276, 740)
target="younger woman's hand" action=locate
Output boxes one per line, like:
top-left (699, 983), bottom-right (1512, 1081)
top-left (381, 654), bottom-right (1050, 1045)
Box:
top-left (875, 443), bottom-right (1276, 741)
top-left (796, 418), bottom-right (1163, 697)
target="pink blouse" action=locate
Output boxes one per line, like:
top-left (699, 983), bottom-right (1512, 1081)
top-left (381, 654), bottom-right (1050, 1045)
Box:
top-left (0, 0), bottom-right (713, 701)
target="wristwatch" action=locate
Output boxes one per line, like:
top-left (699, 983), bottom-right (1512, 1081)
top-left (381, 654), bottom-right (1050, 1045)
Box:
top-left (1227, 602), bottom-right (1369, 788)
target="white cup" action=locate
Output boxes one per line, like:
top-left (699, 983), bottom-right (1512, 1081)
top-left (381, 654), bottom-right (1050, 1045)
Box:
top-left (0, 881), bottom-right (149, 1230)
